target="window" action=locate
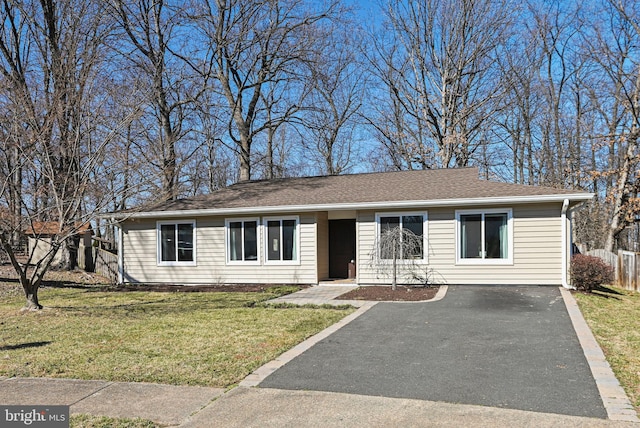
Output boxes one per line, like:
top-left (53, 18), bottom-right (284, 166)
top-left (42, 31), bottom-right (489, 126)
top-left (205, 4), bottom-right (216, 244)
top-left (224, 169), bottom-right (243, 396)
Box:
top-left (226, 219), bottom-right (259, 263)
top-left (157, 221), bottom-right (195, 265)
top-left (456, 209), bottom-right (512, 264)
top-left (264, 217), bottom-right (299, 263)
top-left (376, 213), bottom-right (427, 261)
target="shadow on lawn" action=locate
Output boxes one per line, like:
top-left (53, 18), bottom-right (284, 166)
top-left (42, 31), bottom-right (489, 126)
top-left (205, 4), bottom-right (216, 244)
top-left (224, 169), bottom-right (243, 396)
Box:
top-left (0, 277), bottom-right (107, 291)
top-left (0, 341), bottom-right (51, 351)
top-left (49, 294), bottom-right (266, 315)
top-left (588, 285), bottom-right (625, 300)
top-left (2, 276), bottom-right (292, 315)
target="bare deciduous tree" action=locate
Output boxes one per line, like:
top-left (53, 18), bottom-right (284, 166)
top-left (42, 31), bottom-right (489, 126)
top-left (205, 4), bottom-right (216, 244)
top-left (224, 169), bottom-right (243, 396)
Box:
top-left (300, 26), bottom-right (364, 175)
top-left (190, 0), bottom-right (342, 181)
top-left (110, 0), bottom-right (198, 201)
top-left (0, 0), bottom-right (128, 309)
top-left (369, 226), bottom-right (425, 290)
top-left (366, 0), bottom-right (512, 169)
top-left (582, 0), bottom-right (640, 250)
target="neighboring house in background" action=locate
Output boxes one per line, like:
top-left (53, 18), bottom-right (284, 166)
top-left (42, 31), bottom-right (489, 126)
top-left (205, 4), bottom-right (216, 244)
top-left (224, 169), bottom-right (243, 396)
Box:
top-left (110, 168), bottom-right (593, 287)
top-left (25, 221), bottom-right (92, 267)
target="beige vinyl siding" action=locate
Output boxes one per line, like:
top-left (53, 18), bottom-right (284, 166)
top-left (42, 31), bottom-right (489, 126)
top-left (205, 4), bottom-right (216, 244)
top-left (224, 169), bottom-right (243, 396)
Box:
top-left (356, 211), bottom-right (376, 284)
top-left (316, 212), bottom-right (329, 281)
top-left (357, 203), bottom-right (564, 285)
top-left (121, 214), bottom-right (318, 284)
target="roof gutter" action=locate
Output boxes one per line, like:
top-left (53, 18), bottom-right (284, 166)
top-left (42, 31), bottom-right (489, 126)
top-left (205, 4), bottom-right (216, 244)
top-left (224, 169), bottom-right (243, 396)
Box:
top-left (108, 193), bottom-right (595, 220)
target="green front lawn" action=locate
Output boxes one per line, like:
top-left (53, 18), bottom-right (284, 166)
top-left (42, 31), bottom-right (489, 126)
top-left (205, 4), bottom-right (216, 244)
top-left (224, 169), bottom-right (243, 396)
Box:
top-left (574, 286), bottom-right (640, 411)
top-left (0, 283), bottom-right (354, 387)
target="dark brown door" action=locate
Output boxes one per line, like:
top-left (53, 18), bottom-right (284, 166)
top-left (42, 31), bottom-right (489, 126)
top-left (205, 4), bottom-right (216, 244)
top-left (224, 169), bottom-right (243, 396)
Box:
top-left (329, 219), bottom-right (356, 279)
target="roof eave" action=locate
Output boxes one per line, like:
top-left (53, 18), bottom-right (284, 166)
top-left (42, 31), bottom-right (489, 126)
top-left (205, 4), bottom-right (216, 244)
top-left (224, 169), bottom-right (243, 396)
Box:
top-left (108, 193), bottom-right (594, 220)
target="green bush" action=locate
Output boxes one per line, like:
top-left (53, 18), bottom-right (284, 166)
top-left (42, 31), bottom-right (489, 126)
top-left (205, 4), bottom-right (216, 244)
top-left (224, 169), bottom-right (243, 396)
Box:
top-left (571, 254), bottom-right (615, 292)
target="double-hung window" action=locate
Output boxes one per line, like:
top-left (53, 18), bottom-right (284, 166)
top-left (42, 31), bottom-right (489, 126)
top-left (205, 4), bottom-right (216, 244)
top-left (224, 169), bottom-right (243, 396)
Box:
top-left (157, 221), bottom-right (196, 265)
top-left (456, 209), bottom-right (512, 264)
top-left (226, 218), bottom-right (259, 263)
top-left (264, 217), bottom-right (299, 263)
top-left (376, 213), bottom-right (428, 261)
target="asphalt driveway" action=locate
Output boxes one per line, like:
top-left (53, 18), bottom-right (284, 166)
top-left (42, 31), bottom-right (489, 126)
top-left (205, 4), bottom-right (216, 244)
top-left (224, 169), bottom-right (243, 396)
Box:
top-left (259, 285), bottom-right (607, 418)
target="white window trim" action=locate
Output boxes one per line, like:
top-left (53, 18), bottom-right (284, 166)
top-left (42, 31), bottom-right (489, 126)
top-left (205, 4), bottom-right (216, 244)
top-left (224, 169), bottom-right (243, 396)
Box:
top-left (225, 217), bottom-right (261, 265)
top-left (455, 208), bottom-right (513, 265)
top-left (263, 216), bottom-right (301, 265)
top-left (374, 212), bottom-right (429, 264)
top-left (156, 220), bottom-right (197, 266)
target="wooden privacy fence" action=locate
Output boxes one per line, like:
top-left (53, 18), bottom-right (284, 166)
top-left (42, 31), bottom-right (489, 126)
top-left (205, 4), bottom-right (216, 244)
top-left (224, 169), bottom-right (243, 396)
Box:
top-left (585, 249), bottom-right (618, 268)
top-left (94, 248), bottom-right (118, 284)
top-left (618, 250), bottom-right (639, 292)
top-left (585, 249), bottom-right (639, 291)
top-left (78, 243), bottom-right (118, 284)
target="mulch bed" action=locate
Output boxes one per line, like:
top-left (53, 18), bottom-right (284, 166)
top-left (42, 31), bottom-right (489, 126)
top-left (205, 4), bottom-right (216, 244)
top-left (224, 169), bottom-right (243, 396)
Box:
top-left (338, 285), bottom-right (440, 301)
top-left (110, 284), bottom-right (440, 301)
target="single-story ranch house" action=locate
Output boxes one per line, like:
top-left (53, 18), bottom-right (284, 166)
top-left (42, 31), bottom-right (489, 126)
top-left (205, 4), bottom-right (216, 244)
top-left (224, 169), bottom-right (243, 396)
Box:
top-left (110, 168), bottom-right (593, 288)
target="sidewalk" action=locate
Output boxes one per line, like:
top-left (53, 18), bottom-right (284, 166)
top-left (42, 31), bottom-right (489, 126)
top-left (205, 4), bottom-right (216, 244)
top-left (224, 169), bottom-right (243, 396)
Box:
top-left (0, 376), bottom-right (224, 426)
top-left (0, 285), bottom-right (638, 427)
top-left (180, 386), bottom-right (636, 428)
top-left (0, 377), bottom-right (634, 427)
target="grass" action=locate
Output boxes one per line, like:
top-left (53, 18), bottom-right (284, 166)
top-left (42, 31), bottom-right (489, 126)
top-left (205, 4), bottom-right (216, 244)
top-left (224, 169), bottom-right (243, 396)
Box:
top-left (70, 414), bottom-right (159, 428)
top-left (574, 286), bottom-right (640, 411)
top-left (0, 282), bottom-right (354, 387)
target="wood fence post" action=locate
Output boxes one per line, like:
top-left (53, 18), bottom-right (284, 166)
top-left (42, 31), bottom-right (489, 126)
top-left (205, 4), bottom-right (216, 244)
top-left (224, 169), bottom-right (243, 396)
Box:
top-left (617, 249), bottom-right (623, 288)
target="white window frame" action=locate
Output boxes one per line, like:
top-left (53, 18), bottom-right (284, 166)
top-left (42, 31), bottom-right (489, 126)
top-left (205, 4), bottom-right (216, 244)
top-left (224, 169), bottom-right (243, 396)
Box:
top-left (263, 216), bottom-right (300, 265)
top-left (225, 217), bottom-right (261, 265)
top-left (375, 212), bottom-right (429, 263)
top-left (455, 208), bottom-right (513, 265)
top-left (156, 220), bottom-right (197, 266)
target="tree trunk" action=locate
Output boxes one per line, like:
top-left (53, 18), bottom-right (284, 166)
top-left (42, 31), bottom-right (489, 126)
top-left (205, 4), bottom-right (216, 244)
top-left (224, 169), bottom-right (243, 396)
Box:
top-left (267, 125), bottom-right (275, 180)
top-left (604, 132), bottom-right (638, 251)
top-left (1, 234), bottom-right (41, 310)
top-left (23, 285), bottom-right (42, 311)
top-left (391, 236), bottom-right (397, 291)
top-left (239, 139), bottom-right (251, 182)
top-left (53, 238), bottom-right (73, 270)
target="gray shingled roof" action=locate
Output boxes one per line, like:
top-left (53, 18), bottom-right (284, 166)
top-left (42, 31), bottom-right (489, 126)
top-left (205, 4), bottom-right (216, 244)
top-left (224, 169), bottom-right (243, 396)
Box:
top-left (120, 168), bottom-right (592, 218)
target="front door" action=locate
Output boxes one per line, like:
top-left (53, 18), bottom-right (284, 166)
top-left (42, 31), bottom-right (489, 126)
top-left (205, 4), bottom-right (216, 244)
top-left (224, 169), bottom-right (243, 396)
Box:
top-left (329, 219), bottom-right (356, 279)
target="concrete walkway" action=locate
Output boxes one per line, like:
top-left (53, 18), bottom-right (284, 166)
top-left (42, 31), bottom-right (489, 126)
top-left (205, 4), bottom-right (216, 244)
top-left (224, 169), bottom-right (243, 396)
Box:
top-left (0, 285), bottom-right (637, 427)
top-left (267, 284), bottom-right (365, 306)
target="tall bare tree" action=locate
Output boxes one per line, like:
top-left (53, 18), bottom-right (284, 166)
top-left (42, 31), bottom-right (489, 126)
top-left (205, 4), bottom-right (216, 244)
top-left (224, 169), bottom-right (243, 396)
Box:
top-left (301, 26), bottom-right (364, 175)
top-left (579, 0), bottom-right (640, 251)
top-left (110, 0), bottom-right (198, 201)
top-left (495, 23), bottom-right (543, 185)
top-left (190, 0), bottom-right (342, 181)
top-left (366, 0), bottom-right (512, 169)
top-left (0, 0), bottom-right (124, 309)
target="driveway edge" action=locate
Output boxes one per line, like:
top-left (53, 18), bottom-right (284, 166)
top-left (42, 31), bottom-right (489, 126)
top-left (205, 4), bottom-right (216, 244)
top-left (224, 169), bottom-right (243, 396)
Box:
top-left (560, 287), bottom-right (639, 422)
top-left (240, 301), bottom-right (378, 387)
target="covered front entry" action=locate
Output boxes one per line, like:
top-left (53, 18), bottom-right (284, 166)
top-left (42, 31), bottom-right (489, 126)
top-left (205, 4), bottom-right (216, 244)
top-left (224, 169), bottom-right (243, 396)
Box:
top-left (328, 219), bottom-right (356, 279)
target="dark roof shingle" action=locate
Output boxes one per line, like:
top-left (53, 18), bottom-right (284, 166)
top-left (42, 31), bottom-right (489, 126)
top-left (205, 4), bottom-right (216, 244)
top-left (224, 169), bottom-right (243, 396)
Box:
top-left (125, 168), bottom-right (591, 217)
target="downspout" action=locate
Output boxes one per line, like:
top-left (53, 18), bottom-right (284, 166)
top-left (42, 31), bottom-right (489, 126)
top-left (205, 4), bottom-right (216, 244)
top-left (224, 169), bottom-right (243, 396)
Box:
top-left (113, 219), bottom-right (124, 285)
top-left (561, 199), bottom-right (571, 289)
